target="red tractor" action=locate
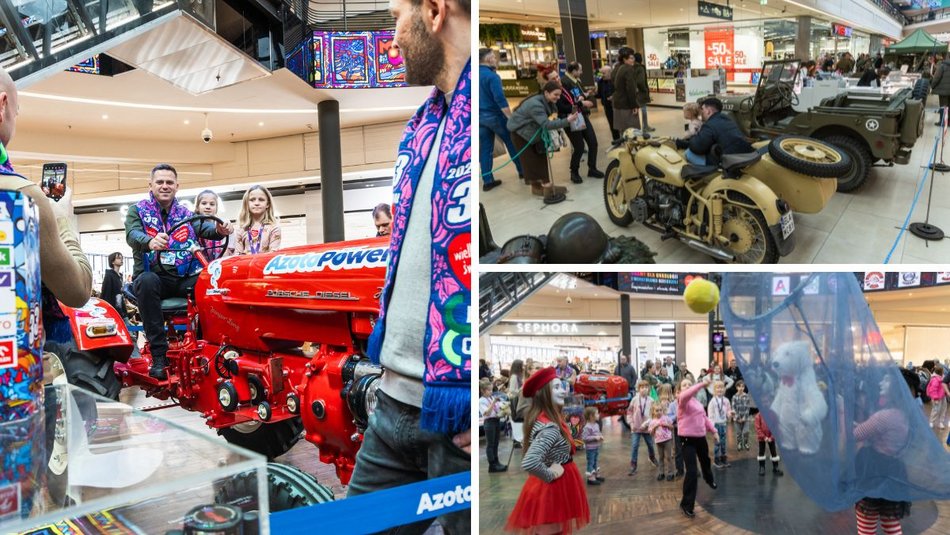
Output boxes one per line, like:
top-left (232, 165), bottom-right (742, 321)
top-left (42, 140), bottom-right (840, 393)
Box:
top-left (58, 215), bottom-right (387, 485)
top-left (574, 374), bottom-right (630, 417)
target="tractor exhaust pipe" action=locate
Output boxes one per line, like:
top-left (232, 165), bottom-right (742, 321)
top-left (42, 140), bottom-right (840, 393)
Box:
top-left (679, 237), bottom-right (736, 262)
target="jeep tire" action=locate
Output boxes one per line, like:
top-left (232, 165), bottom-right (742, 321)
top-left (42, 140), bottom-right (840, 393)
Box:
top-left (767, 136), bottom-right (852, 179)
top-left (821, 135), bottom-right (871, 192)
top-left (218, 417), bottom-right (303, 459)
top-left (215, 462), bottom-right (333, 513)
top-left (47, 340), bottom-right (121, 401)
top-left (913, 78), bottom-right (931, 101)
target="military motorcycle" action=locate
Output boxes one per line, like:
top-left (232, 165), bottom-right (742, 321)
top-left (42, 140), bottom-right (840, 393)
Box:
top-left (603, 130), bottom-right (849, 263)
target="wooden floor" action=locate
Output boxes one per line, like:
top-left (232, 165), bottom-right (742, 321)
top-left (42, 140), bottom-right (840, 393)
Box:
top-left (479, 415), bottom-right (950, 534)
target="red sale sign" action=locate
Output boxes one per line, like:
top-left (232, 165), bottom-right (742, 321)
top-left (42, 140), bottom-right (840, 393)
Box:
top-left (705, 27), bottom-right (735, 70)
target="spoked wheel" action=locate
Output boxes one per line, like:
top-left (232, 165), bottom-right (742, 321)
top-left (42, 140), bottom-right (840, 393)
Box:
top-left (720, 200), bottom-right (779, 264)
top-left (603, 159), bottom-right (640, 227)
top-left (768, 135), bottom-right (852, 178)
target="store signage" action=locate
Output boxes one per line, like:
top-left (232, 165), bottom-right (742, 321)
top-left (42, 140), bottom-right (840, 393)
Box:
top-left (520, 26), bottom-right (547, 42)
top-left (855, 272), bottom-right (950, 291)
top-left (705, 27), bottom-right (735, 70)
top-left (712, 332), bottom-right (726, 352)
top-left (618, 272), bottom-right (707, 295)
top-left (698, 1), bottom-right (733, 20)
top-left (772, 276), bottom-right (791, 296)
top-left (590, 31), bottom-right (607, 39)
top-left (832, 23), bottom-right (853, 37)
top-left (515, 322), bottom-right (581, 334)
top-left (898, 272), bottom-right (921, 288)
top-left (864, 272), bottom-right (886, 291)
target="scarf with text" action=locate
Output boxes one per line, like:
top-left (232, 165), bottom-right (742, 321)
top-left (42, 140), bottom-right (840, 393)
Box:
top-left (367, 62), bottom-right (472, 435)
top-left (136, 193), bottom-right (200, 276)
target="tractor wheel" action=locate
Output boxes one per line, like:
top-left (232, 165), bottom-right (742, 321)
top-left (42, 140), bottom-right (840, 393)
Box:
top-left (215, 462), bottom-right (334, 513)
top-left (218, 418), bottom-right (303, 460)
top-left (46, 340), bottom-right (121, 401)
top-left (821, 135), bottom-right (872, 192)
top-left (767, 136), bottom-right (852, 179)
top-left (913, 78), bottom-right (931, 101)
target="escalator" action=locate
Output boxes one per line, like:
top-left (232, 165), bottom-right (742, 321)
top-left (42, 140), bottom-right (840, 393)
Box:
top-left (4, 0), bottom-right (286, 93)
top-left (479, 272), bottom-right (556, 332)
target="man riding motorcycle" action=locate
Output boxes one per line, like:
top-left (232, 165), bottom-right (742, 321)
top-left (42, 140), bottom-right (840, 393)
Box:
top-left (124, 164), bottom-right (233, 379)
top-left (676, 98), bottom-right (753, 167)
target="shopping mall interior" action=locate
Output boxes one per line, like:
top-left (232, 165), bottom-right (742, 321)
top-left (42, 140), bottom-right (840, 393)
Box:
top-left (0, 1), bottom-right (453, 533)
top-left (479, 271), bottom-right (950, 533)
top-left (479, 0), bottom-right (950, 263)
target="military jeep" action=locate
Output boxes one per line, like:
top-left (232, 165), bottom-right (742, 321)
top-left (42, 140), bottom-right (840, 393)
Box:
top-left (719, 59), bottom-right (925, 192)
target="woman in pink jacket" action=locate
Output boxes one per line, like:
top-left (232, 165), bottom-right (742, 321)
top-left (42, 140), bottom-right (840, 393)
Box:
top-left (677, 375), bottom-right (718, 518)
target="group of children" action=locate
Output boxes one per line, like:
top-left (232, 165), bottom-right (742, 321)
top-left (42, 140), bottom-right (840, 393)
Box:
top-left (572, 378), bottom-right (783, 487)
top-left (192, 185), bottom-right (282, 256)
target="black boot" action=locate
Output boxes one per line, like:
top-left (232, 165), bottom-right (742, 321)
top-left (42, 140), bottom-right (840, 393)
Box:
top-left (758, 461), bottom-right (766, 476)
top-left (149, 353), bottom-right (169, 380)
top-left (773, 462), bottom-right (784, 476)
top-left (570, 171), bottom-right (584, 184)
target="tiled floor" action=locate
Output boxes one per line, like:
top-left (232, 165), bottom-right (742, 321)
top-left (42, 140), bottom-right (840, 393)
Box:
top-left (479, 411), bottom-right (950, 534)
top-left (481, 99), bottom-right (950, 263)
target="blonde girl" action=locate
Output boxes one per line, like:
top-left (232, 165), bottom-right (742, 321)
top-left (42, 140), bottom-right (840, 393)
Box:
top-left (194, 190), bottom-right (229, 259)
top-left (232, 185), bottom-right (281, 255)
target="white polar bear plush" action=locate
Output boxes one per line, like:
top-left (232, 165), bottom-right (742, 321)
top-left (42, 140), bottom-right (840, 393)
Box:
top-left (769, 340), bottom-right (828, 455)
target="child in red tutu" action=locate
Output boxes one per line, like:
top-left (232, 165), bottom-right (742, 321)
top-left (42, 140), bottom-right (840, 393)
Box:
top-left (506, 367), bottom-right (590, 534)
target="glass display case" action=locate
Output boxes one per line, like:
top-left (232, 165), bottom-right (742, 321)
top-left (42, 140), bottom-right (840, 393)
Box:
top-left (1, 384), bottom-right (267, 534)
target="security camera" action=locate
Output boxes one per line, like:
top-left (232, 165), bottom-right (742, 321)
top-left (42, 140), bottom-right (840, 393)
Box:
top-left (201, 128), bottom-right (213, 143)
top-left (566, 296), bottom-right (573, 304)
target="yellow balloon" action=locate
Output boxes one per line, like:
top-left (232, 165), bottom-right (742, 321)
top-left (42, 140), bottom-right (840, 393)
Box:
top-left (684, 278), bottom-right (720, 314)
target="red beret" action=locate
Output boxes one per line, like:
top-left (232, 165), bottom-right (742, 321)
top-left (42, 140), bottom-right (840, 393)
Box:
top-left (523, 367), bottom-right (557, 398)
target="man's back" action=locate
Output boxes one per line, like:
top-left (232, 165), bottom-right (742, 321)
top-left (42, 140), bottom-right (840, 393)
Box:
top-left (689, 112), bottom-right (753, 163)
top-left (479, 64), bottom-right (507, 119)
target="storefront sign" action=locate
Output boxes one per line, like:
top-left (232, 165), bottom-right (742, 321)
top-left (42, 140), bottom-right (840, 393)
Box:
top-left (772, 276), bottom-right (791, 296)
top-left (617, 272), bottom-right (707, 295)
top-left (898, 272), bottom-right (921, 288)
top-left (832, 23), bottom-right (853, 37)
top-left (515, 322), bottom-right (581, 334)
top-left (704, 27), bottom-right (735, 70)
top-left (646, 52), bottom-right (661, 70)
top-left (856, 272), bottom-right (950, 291)
top-left (501, 78), bottom-right (539, 98)
top-left (521, 26), bottom-right (547, 42)
top-left (590, 31), bottom-right (607, 39)
top-left (698, 1), bottom-right (733, 20)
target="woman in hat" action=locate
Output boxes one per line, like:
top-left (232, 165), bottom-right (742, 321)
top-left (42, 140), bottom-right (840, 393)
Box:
top-left (505, 367), bottom-right (590, 534)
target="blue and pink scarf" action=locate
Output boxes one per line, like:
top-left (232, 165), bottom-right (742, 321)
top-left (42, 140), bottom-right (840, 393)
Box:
top-left (368, 62), bottom-right (472, 435)
top-left (136, 193), bottom-right (201, 276)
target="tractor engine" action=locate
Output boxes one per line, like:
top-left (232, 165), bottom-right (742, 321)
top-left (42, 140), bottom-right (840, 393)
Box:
top-left (187, 238), bottom-right (389, 484)
top-left (574, 374), bottom-right (630, 417)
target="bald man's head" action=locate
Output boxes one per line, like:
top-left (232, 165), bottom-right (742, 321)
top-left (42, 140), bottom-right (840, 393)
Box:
top-left (0, 67), bottom-right (18, 147)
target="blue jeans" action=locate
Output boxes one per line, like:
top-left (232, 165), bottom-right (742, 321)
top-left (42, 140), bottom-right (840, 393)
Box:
top-left (641, 104), bottom-right (650, 128)
top-left (685, 148), bottom-right (707, 166)
top-left (479, 115), bottom-right (523, 184)
top-left (714, 422), bottom-right (728, 458)
top-left (347, 389), bottom-right (470, 534)
top-left (630, 431), bottom-right (656, 465)
top-left (586, 447), bottom-right (600, 474)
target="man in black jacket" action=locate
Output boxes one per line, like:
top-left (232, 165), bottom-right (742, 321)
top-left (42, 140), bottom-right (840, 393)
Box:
top-left (560, 62), bottom-right (604, 184)
top-left (676, 98), bottom-right (753, 167)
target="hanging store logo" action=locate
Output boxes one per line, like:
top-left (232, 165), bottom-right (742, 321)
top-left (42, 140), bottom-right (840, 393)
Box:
top-left (515, 322), bottom-right (580, 334)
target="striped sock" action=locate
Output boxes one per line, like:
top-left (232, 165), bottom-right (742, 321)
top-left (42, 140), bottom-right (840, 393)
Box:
top-left (856, 509), bottom-right (879, 535)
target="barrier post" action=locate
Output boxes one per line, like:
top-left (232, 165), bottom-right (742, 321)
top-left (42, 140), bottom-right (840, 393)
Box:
top-left (910, 107), bottom-right (948, 240)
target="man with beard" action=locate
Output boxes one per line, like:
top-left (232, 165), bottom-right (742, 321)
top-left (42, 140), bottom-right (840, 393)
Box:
top-left (346, 0), bottom-right (471, 532)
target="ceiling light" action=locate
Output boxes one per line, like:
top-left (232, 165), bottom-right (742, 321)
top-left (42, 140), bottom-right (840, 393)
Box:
top-left (101, 114), bottom-right (108, 119)
top-left (184, 119), bottom-right (190, 125)
top-left (258, 121), bottom-right (264, 126)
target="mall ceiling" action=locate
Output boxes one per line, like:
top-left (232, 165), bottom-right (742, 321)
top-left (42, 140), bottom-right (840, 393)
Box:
top-left (480, 0), bottom-right (814, 31)
top-left (16, 67), bottom-right (429, 146)
top-left (527, 273), bottom-right (950, 326)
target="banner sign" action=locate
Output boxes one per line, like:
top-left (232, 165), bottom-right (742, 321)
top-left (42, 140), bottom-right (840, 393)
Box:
top-left (617, 272), bottom-right (708, 295)
top-left (699, 1), bottom-right (734, 20)
top-left (705, 27), bottom-right (735, 70)
top-left (271, 472), bottom-right (471, 533)
top-left (856, 272), bottom-right (950, 291)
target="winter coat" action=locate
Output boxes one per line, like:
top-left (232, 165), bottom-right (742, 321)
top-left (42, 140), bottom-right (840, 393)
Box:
top-left (612, 62), bottom-right (640, 109)
top-left (755, 412), bottom-right (774, 442)
top-left (632, 63), bottom-right (651, 105)
top-left (507, 94), bottom-right (570, 142)
top-left (932, 59), bottom-right (950, 96)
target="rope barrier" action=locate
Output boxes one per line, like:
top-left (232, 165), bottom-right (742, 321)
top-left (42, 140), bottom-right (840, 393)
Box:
top-left (480, 121), bottom-right (562, 178)
top-left (884, 134), bottom-right (940, 264)
top-left (269, 472), bottom-right (471, 533)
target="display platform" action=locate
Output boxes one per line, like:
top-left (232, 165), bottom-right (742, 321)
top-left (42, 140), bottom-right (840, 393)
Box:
top-left (0, 384), bottom-right (267, 534)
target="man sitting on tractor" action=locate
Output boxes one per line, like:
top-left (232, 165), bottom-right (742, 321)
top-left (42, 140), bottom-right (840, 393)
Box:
top-left (676, 97), bottom-right (753, 167)
top-left (125, 164), bottom-right (233, 379)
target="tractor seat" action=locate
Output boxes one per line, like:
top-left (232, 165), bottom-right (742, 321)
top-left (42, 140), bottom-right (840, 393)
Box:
top-left (721, 152), bottom-right (762, 175)
top-left (161, 297), bottom-right (188, 315)
top-left (680, 164), bottom-right (719, 181)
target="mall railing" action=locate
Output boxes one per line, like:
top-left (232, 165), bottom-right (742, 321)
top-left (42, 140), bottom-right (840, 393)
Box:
top-left (480, 272), bottom-right (557, 331)
top-left (869, 0), bottom-right (911, 24)
top-left (0, 0), bottom-right (214, 83)
top-left (906, 7), bottom-right (950, 24)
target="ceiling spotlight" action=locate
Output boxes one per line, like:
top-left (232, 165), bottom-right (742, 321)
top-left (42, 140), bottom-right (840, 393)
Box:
top-left (184, 119), bottom-right (190, 125)
top-left (258, 121), bottom-right (264, 126)
top-left (101, 114), bottom-right (108, 119)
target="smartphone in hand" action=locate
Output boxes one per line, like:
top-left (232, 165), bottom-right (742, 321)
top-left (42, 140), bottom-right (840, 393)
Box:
top-left (41, 162), bottom-right (67, 201)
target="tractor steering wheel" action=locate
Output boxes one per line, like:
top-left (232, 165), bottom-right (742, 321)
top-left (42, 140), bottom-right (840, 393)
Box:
top-left (158, 214), bottom-right (228, 278)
